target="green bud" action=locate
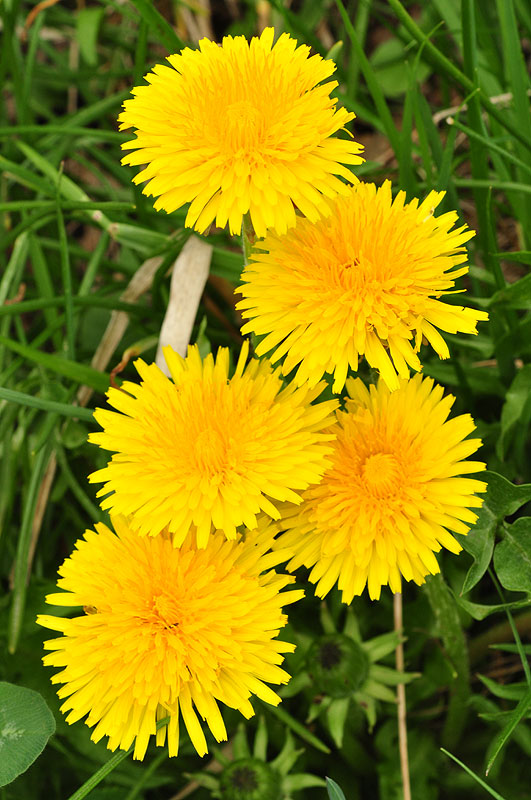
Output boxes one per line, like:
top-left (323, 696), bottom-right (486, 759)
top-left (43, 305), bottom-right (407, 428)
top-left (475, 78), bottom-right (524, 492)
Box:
top-left (306, 634), bottom-right (370, 698)
top-left (219, 758), bottom-right (282, 800)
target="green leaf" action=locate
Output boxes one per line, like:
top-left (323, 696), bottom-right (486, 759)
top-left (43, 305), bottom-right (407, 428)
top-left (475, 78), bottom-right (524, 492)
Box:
top-left (458, 503), bottom-right (496, 595)
top-left (76, 8), bottom-right (104, 66)
top-left (284, 774), bottom-right (326, 791)
top-left (0, 682), bottom-right (56, 787)
top-left (494, 518), bottom-right (531, 593)
top-left (370, 37), bottom-right (430, 97)
top-left (486, 688), bottom-right (531, 774)
top-left (497, 365), bottom-right (531, 458)
top-left (326, 777), bottom-right (347, 800)
top-left (491, 272), bottom-right (531, 309)
top-left (475, 471), bottom-right (531, 519)
top-left (478, 674), bottom-right (528, 701)
top-left (326, 697), bottom-right (350, 748)
top-left (455, 595), bottom-right (529, 621)
top-left (457, 472), bottom-right (531, 594)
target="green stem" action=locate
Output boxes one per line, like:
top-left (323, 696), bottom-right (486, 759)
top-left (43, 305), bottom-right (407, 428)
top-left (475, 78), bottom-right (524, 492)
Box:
top-left (66, 718), bottom-right (170, 800)
top-left (423, 573), bottom-right (470, 748)
top-left (66, 746), bottom-right (134, 800)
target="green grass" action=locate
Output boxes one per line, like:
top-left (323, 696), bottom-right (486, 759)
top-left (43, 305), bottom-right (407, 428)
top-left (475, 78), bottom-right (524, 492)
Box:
top-left (1, 1), bottom-right (531, 798)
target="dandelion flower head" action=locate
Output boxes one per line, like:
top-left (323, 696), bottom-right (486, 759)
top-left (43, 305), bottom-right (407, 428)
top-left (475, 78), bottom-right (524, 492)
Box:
top-left (89, 342), bottom-right (338, 547)
top-left (118, 27), bottom-right (364, 238)
top-left (237, 181), bottom-right (488, 392)
top-left (278, 374), bottom-right (486, 601)
top-left (37, 516), bottom-right (303, 760)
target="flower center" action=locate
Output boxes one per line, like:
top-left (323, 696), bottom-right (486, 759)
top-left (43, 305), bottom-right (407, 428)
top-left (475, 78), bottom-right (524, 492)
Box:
top-left (224, 100), bottom-right (263, 151)
top-left (362, 453), bottom-right (400, 497)
top-left (152, 593), bottom-right (181, 629)
top-left (194, 428), bottom-right (228, 475)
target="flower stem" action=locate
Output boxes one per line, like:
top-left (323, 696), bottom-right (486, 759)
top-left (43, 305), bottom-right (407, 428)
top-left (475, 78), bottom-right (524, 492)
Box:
top-left (394, 592), bottom-right (412, 800)
top-left (241, 213), bottom-right (255, 267)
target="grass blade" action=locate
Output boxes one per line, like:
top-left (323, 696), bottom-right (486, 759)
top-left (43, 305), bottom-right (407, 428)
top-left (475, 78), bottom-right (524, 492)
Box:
top-left (0, 387), bottom-right (95, 421)
top-left (441, 749), bottom-right (508, 799)
top-left (386, 0), bottom-right (531, 153)
top-left (335, 0), bottom-right (400, 155)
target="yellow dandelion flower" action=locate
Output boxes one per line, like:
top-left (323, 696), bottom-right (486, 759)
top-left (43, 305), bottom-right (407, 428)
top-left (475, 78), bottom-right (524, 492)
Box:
top-left (237, 180), bottom-right (488, 392)
top-left (118, 27), bottom-right (363, 238)
top-left (278, 374), bottom-right (486, 602)
top-left (88, 342), bottom-right (338, 547)
top-left (37, 516), bottom-right (303, 760)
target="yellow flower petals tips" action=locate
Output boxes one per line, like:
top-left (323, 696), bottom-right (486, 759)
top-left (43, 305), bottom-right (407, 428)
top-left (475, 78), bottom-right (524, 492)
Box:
top-left (37, 516), bottom-right (302, 759)
top-left (278, 375), bottom-right (487, 602)
top-left (118, 27), bottom-right (363, 238)
top-left (88, 342), bottom-right (338, 547)
top-left (237, 180), bottom-right (488, 392)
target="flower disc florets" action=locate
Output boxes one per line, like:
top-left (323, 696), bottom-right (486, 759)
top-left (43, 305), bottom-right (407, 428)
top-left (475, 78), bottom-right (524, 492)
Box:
top-left (278, 374), bottom-right (487, 601)
top-left (237, 180), bottom-right (488, 392)
top-left (89, 342), bottom-right (338, 547)
top-left (37, 516), bottom-right (303, 760)
top-left (118, 27), bottom-right (363, 237)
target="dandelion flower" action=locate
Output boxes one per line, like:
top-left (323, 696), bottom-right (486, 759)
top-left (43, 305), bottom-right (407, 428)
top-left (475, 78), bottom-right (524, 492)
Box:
top-left (37, 516), bottom-right (303, 760)
top-left (237, 181), bottom-right (488, 392)
top-left (118, 27), bottom-right (363, 238)
top-left (88, 342), bottom-right (338, 547)
top-left (278, 374), bottom-right (486, 601)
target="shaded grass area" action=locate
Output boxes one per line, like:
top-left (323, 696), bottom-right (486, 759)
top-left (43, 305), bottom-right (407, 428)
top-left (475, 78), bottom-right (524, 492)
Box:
top-left (1, 1), bottom-right (531, 798)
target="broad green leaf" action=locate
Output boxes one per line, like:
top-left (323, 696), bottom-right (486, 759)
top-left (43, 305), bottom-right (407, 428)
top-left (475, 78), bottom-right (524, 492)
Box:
top-left (494, 518), bottom-right (531, 593)
top-left (458, 503), bottom-right (496, 595)
top-left (326, 776), bottom-right (347, 800)
top-left (458, 471), bottom-right (531, 594)
top-left (476, 472), bottom-right (531, 519)
top-left (497, 365), bottom-right (531, 458)
top-left (486, 688), bottom-right (531, 774)
top-left (370, 37), bottom-right (430, 97)
top-left (76, 8), bottom-right (104, 66)
top-left (0, 682), bottom-right (56, 787)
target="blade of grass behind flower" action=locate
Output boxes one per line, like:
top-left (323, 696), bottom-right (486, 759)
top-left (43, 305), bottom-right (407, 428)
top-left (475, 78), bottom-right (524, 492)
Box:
top-left (8, 439), bottom-right (55, 653)
top-left (0, 387), bottom-right (95, 421)
top-left (441, 749), bottom-right (508, 799)
top-left (386, 0), bottom-right (531, 154)
top-left (336, 0), bottom-right (400, 156)
top-left (127, 0), bottom-right (184, 53)
top-left (0, 334), bottom-right (110, 393)
top-left (495, 0), bottom-right (531, 247)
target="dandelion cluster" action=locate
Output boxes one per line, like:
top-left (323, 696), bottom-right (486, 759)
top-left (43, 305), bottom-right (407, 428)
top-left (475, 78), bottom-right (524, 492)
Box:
top-left (40, 26), bottom-right (488, 762)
